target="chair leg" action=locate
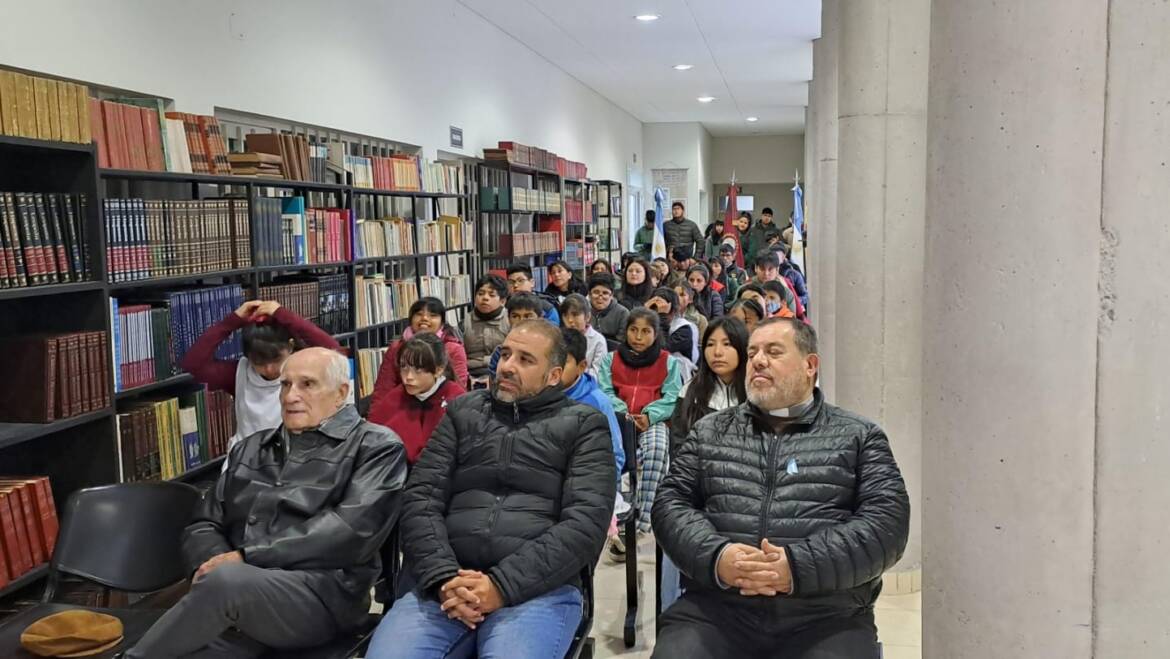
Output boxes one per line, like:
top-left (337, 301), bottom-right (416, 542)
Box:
top-left (654, 544), bottom-right (663, 636)
top-left (623, 514), bottom-right (638, 648)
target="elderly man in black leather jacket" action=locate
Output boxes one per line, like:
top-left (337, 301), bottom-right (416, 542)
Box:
top-left (125, 347), bottom-right (408, 659)
top-left (652, 319), bottom-right (910, 658)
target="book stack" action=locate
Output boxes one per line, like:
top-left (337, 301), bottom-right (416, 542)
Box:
top-left (252, 197), bottom-right (352, 267)
top-left (356, 348), bottom-right (387, 399)
top-left (0, 331), bottom-right (110, 423)
top-left (111, 302), bottom-right (175, 391)
top-left (420, 275), bottom-right (471, 307)
top-left (565, 199), bottom-right (591, 224)
top-left (258, 275), bottom-right (350, 336)
top-left (557, 157), bottom-right (587, 180)
top-left (355, 275), bottom-right (418, 328)
top-left (422, 161), bottom-right (464, 194)
top-left (0, 191), bottom-right (91, 288)
top-left (116, 386), bottom-right (234, 482)
top-left (0, 476), bottom-right (58, 589)
top-left (228, 152), bottom-right (283, 178)
top-left (0, 70), bottom-right (91, 145)
top-left (488, 141), bottom-right (560, 172)
top-left (145, 112), bottom-right (229, 175)
top-left (355, 217), bottom-right (414, 259)
top-left (418, 216), bottom-right (472, 253)
top-left (244, 133), bottom-right (318, 182)
top-left (104, 198), bottom-right (250, 283)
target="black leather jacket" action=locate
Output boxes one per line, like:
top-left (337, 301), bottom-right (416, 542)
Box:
top-left (183, 405), bottom-right (408, 628)
top-left (403, 388), bottom-right (616, 607)
top-left (653, 389), bottom-right (909, 622)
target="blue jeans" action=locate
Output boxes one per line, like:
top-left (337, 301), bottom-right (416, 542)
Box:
top-left (367, 584), bottom-right (583, 659)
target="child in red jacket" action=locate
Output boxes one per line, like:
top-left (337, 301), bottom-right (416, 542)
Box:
top-left (367, 333), bottom-right (466, 463)
top-left (371, 297), bottom-right (469, 408)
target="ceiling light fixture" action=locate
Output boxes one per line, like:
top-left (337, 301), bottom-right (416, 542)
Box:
top-left (635, 14), bottom-right (660, 22)
top-left (673, 64), bottom-right (693, 71)
top-left (746, 116), bottom-right (759, 122)
top-left (697, 96), bottom-right (716, 103)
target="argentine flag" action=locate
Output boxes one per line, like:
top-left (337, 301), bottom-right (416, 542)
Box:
top-left (652, 187), bottom-right (668, 260)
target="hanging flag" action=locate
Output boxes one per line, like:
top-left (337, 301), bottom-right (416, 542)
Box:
top-left (652, 187), bottom-right (668, 260)
top-left (722, 177), bottom-right (745, 268)
top-left (790, 176), bottom-right (806, 272)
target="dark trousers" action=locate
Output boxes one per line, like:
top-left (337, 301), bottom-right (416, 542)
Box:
top-left (652, 592), bottom-right (880, 659)
top-left (125, 562), bottom-right (337, 659)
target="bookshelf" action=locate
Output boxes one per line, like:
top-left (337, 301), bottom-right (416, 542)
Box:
top-left (563, 179), bottom-right (598, 278)
top-left (475, 158), bottom-right (567, 289)
top-left (595, 180), bottom-right (625, 265)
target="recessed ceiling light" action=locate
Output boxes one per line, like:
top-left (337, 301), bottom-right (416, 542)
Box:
top-left (635, 14), bottom-right (660, 22)
top-left (673, 64), bottom-right (693, 71)
top-left (746, 116), bottom-right (759, 122)
top-left (697, 96), bottom-right (716, 103)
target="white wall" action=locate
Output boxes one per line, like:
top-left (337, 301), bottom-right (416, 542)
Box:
top-left (643, 121), bottom-right (713, 226)
top-left (0, 0), bottom-right (643, 185)
top-left (711, 135), bottom-right (806, 184)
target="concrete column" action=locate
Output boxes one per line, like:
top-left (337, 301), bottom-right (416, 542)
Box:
top-left (811, 0), bottom-right (840, 402)
top-left (835, 0), bottom-right (927, 573)
top-left (924, 1), bottom-right (1170, 656)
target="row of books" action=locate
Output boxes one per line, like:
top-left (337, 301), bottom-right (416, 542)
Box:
top-left (355, 217), bottom-right (415, 259)
top-left (419, 216), bottom-right (473, 254)
top-left (565, 241), bottom-right (598, 270)
top-left (91, 99), bottom-right (171, 173)
top-left (356, 347), bottom-right (387, 400)
top-left (485, 141), bottom-right (587, 179)
top-left (104, 198), bottom-right (250, 282)
top-left (243, 133), bottom-right (324, 182)
top-left (355, 275), bottom-right (419, 328)
top-left (0, 477), bottom-right (58, 589)
top-left (598, 227), bottom-right (622, 252)
top-left (0, 191), bottom-right (91, 288)
top-left (259, 274), bottom-right (351, 336)
top-left (0, 331), bottom-right (110, 423)
top-left (498, 232), bottom-right (562, 258)
top-left (367, 154), bottom-right (422, 191)
top-left (0, 70), bottom-right (91, 144)
top-left (252, 197), bottom-right (352, 267)
top-left (422, 161), bottom-right (465, 195)
top-left (420, 275), bottom-right (472, 307)
top-left (113, 302), bottom-right (175, 391)
top-left (116, 387), bottom-right (234, 483)
top-left (598, 188), bottom-right (622, 216)
top-left (564, 199), bottom-right (595, 224)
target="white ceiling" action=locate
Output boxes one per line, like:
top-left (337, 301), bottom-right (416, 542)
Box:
top-left (456, 0), bottom-right (821, 137)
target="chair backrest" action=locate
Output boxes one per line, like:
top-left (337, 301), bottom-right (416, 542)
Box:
top-left (45, 482), bottom-right (200, 598)
top-left (620, 417), bottom-right (637, 479)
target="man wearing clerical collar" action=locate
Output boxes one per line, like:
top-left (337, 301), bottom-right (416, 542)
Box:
top-left (652, 319), bottom-right (911, 658)
top-left (125, 347), bottom-right (408, 658)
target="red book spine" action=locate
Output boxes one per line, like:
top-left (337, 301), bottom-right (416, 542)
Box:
top-left (90, 98), bottom-right (109, 168)
top-left (141, 108), bottom-right (165, 171)
top-left (0, 493), bottom-right (31, 576)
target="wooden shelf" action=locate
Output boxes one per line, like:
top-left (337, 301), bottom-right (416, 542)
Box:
top-left (0, 563), bottom-right (49, 599)
top-left (115, 373), bottom-right (195, 400)
top-left (0, 280), bottom-right (104, 302)
top-left (0, 408), bottom-right (111, 452)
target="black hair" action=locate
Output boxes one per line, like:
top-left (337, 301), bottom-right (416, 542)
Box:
top-left (737, 282), bottom-right (765, 300)
top-left (671, 246), bottom-right (691, 262)
top-left (549, 259), bottom-right (573, 277)
top-left (756, 317), bottom-right (819, 355)
top-left (475, 273), bottom-right (508, 299)
top-left (590, 258), bottom-right (612, 274)
top-left (645, 209), bottom-right (656, 224)
top-left (622, 257), bottom-right (654, 303)
top-left (686, 264), bottom-right (710, 288)
top-left (559, 293), bottom-right (590, 320)
top-left (547, 259), bottom-right (583, 293)
top-left (588, 273), bottom-right (616, 293)
top-left (650, 286), bottom-right (680, 317)
top-left (396, 332), bottom-right (453, 380)
top-left (506, 263), bottom-right (533, 278)
top-left (653, 257), bottom-right (670, 267)
top-left (730, 298), bottom-right (765, 323)
top-left (707, 257), bottom-right (729, 288)
top-left (762, 207), bottom-right (774, 216)
top-left (506, 292), bottom-right (544, 314)
top-left (678, 316), bottom-right (749, 431)
top-left (511, 319), bottom-right (568, 368)
top-left (409, 297), bottom-right (450, 331)
top-left (561, 327), bottom-right (588, 364)
top-left (754, 249), bottom-right (781, 270)
top-left (739, 211), bottom-right (753, 222)
top-left (672, 201), bottom-right (685, 211)
top-left (243, 322), bottom-right (298, 364)
top-left (762, 280), bottom-right (794, 305)
top-left (625, 307), bottom-right (662, 348)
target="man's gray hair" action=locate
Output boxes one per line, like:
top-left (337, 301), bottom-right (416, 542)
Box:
top-left (754, 317), bottom-right (819, 355)
top-left (279, 348), bottom-right (350, 388)
top-left (511, 319), bottom-right (568, 369)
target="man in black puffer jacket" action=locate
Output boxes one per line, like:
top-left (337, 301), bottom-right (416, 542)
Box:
top-left (366, 320), bottom-right (616, 659)
top-left (652, 318), bottom-right (909, 658)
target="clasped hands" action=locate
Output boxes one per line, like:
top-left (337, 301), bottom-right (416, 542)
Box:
top-left (439, 569), bottom-right (505, 629)
top-left (716, 539), bottom-right (793, 597)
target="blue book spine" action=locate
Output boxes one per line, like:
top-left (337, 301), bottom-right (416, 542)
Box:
top-left (110, 297), bottom-right (121, 392)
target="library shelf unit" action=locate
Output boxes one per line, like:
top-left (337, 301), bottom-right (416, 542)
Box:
top-left (594, 180), bottom-right (625, 266)
top-left (0, 133), bottom-right (479, 599)
top-left (563, 178), bottom-right (598, 278)
top-left (475, 158), bottom-right (567, 290)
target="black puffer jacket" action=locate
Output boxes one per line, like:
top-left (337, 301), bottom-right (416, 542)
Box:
top-left (402, 388), bottom-right (616, 606)
top-left (653, 389), bottom-right (909, 618)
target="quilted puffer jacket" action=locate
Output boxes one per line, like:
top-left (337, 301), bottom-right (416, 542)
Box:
top-left (402, 388), bottom-right (616, 606)
top-left (653, 389), bottom-right (909, 618)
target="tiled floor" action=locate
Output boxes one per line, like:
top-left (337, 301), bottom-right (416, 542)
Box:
top-left (591, 534), bottom-right (922, 658)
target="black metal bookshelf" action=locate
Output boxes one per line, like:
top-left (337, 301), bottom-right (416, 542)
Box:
top-left (595, 180), bottom-right (625, 265)
top-left (475, 158), bottom-right (566, 288)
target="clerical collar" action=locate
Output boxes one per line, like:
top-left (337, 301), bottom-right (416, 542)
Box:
top-left (767, 393), bottom-right (815, 418)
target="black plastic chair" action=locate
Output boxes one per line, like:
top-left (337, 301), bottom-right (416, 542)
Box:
top-left (618, 416), bottom-right (639, 648)
top-left (564, 565), bottom-right (596, 659)
top-left (0, 482), bottom-right (200, 659)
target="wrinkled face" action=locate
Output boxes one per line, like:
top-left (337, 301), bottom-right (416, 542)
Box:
top-left (745, 323), bottom-right (817, 411)
top-left (625, 263), bottom-right (647, 286)
top-left (475, 285), bottom-right (503, 314)
top-left (412, 309), bottom-right (442, 334)
top-left (589, 285), bottom-right (613, 311)
top-left (704, 327), bottom-right (739, 381)
top-left (280, 351), bottom-right (347, 431)
top-left (494, 327), bottom-right (561, 403)
top-left (250, 348), bottom-right (293, 381)
top-left (551, 264), bottom-right (572, 287)
top-left (755, 264), bottom-right (780, 282)
top-left (509, 308), bottom-right (540, 324)
top-left (401, 364), bottom-right (441, 397)
top-left (626, 317), bottom-right (657, 353)
top-left (508, 272), bottom-right (535, 294)
top-left (687, 271), bottom-right (707, 293)
top-left (563, 311), bottom-right (588, 332)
